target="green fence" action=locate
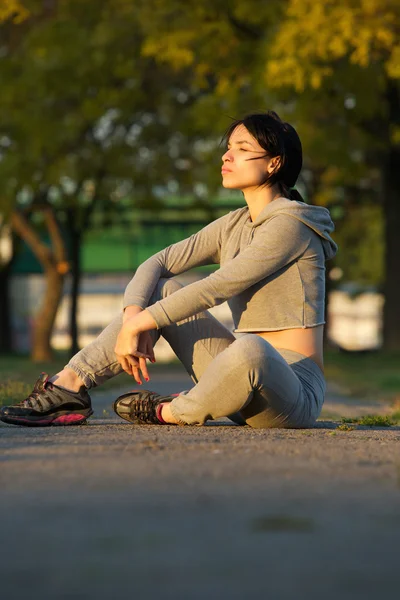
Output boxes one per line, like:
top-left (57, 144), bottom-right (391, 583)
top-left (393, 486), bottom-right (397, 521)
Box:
top-left (11, 213), bottom-right (239, 274)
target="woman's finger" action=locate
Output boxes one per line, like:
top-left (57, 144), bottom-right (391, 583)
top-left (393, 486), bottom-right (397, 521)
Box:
top-left (127, 356), bottom-right (142, 384)
top-left (132, 367), bottom-right (142, 385)
top-left (139, 356), bottom-right (149, 382)
top-left (119, 355), bottom-right (132, 376)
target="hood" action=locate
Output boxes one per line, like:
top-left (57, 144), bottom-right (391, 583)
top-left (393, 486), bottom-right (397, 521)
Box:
top-left (248, 197), bottom-right (338, 260)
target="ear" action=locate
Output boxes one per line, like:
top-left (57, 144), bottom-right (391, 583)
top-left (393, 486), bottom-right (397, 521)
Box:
top-left (267, 156), bottom-right (281, 174)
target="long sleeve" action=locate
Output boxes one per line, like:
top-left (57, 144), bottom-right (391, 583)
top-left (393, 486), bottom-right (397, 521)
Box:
top-left (146, 215), bottom-right (313, 328)
top-left (122, 212), bottom-right (230, 310)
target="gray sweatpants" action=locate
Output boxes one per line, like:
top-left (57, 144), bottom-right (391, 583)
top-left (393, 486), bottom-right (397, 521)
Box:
top-left (66, 278), bottom-right (326, 428)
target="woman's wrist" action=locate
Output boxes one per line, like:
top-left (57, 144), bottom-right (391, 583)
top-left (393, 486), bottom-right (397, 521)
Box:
top-left (123, 305), bottom-right (143, 324)
top-left (123, 309), bottom-right (157, 335)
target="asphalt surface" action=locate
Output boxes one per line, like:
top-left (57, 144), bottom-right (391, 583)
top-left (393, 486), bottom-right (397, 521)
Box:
top-left (1, 367), bottom-right (399, 600)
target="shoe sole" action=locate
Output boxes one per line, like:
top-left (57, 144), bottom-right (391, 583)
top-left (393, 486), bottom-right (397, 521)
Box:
top-left (0, 408), bottom-right (93, 427)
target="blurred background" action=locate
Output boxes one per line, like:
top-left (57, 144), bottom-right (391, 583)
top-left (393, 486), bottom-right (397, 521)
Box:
top-left (0, 0), bottom-right (399, 399)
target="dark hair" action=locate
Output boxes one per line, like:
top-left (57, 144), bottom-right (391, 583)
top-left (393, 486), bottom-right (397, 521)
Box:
top-left (222, 111), bottom-right (304, 201)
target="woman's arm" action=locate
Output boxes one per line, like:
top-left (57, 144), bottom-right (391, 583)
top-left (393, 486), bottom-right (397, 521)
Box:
top-left (122, 212), bottom-right (230, 311)
top-left (145, 215), bottom-right (313, 329)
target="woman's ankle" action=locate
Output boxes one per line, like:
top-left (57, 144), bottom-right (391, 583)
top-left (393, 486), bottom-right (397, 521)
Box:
top-left (159, 402), bottom-right (180, 424)
top-left (49, 368), bottom-right (86, 393)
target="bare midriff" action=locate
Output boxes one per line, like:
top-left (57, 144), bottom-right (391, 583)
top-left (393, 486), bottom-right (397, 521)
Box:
top-left (254, 325), bottom-right (324, 373)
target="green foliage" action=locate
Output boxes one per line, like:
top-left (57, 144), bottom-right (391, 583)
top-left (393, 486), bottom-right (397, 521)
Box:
top-left (357, 414), bottom-right (397, 426)
top-left (333, 204), bottom-right (384, 285)
top-left (337, 423), bottom-right (356, 431)
top-left (0, 0), bottom-right (235, 221)
top-left (0, 0), bottom-right (28, 24)
top-left (1, 0), bottom-right (398, 294)
top-left (341, 414), bottom-right (399, 426)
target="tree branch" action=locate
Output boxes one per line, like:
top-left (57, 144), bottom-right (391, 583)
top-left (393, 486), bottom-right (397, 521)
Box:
top-left (43, 207), bottom-right (67, 263)
top-left (10, 210), bottom-right (53, 268)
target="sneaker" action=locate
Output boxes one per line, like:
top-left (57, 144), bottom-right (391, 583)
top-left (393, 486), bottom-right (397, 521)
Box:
top-left (113, 389), bottom-right (176, 425)
top-left (0, 372), bottom-right (93, 427)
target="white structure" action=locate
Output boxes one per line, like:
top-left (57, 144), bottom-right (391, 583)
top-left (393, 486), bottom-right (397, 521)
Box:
top-left (9, 274), bottom-right (383, 357)
top-left (328, 290), bottom-right (384, 351)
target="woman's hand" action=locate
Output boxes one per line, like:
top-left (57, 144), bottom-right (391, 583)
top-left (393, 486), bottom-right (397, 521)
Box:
top-left (114, 325), bottom-right (155, 385)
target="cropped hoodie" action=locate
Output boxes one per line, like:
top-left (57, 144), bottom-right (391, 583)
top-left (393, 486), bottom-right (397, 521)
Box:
top-left (123, 197), bottom-right (338, 332)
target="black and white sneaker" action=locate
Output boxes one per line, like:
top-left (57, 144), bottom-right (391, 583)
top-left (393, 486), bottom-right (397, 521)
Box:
top-left (113, 389), bottom-right (175, 425)
top-left (0, 372), bottom-right (93, 427)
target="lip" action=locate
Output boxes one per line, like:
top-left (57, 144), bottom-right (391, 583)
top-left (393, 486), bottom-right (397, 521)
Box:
top-left (221, 167), bottom-right (232, 174)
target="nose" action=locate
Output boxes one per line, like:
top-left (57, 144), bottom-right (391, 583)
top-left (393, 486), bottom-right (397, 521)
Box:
top-left (222, 149), bottom-right (233, 163)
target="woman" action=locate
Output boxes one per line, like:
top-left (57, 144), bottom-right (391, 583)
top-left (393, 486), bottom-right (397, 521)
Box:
top-left (1, 111), bottom-right (337, 428)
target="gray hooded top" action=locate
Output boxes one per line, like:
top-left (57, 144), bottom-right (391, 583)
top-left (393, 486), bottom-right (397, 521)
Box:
top-left (123, 197), bottom-right (338, 332)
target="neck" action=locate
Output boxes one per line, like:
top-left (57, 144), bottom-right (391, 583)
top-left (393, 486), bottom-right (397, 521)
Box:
top-left (243, 183), bottom-right (283, 222)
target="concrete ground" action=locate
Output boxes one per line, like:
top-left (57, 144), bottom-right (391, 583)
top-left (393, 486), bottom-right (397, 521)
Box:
top-left (1, 366), bottom-right (399, 600)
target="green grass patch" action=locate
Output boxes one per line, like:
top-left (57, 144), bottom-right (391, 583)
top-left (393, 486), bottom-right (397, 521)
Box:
top-left (340, 415), bottom-right (398, 427)
top-left (357, 415), bottom-right (397, 427)
top-left (337, 423), bottom-right (356, 431)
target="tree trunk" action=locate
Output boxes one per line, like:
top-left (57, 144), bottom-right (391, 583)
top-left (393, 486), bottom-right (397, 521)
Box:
top-left (0, 263), bottom-right (12, 353)
top-left (382, 82), bottom-right (400, 350)
top-left (10, 206), bottom-right (69, 361)
top-left (382, 143), bottom-right (400, 350)
top-left (31, 267), bottom-right (64, 361)
top-left (68, 228), bottom-right (82, 357)
top-left (65, 186), bottom-right (103, 359)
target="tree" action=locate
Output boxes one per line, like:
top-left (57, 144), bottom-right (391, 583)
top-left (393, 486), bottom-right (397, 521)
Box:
top-left (264, 0), bottom-right (400, 349)
top-left (1, 0), bottom-right (238, 359)
top-left (5, 0), bottom-right (396, 354)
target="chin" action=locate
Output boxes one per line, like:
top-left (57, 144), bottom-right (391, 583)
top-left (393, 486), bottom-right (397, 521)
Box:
top-left (222, 180), bottom-right (241, 189)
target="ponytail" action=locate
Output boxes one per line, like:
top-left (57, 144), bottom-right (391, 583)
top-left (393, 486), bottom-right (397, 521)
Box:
top-left (279, 181), bottom-right (305, 202)
top-left (289, 187), bottom-right (305, 202)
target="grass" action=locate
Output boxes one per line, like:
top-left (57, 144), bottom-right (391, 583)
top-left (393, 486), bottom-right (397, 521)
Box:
top-left (324, 348), bottom-right (400, 401)
top-left (0, 380), bottom-right (33, 406)
top-left (341, 415), bottom-right (399, 427)
top-left (337, 423), bottom-right (356, 431)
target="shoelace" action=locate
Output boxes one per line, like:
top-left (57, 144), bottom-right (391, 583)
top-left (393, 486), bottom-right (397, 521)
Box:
top-left (15, 384), bottom-right (55, 410)
top-left (135, 396), bottom-right (158, 422)
top-left (15, 397), bottom-right (32, 408)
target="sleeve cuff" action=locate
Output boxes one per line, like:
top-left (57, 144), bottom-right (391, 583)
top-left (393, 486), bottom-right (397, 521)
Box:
top-left (146, 302), bottom-right (172, 329)
top-left (122, 298), bottom-right (147, 310)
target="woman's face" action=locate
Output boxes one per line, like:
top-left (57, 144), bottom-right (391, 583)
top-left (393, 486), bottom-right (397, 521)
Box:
top-left (221, 124), bottom-right (279, 191)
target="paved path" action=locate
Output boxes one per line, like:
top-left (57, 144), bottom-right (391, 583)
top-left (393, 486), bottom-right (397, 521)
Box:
top-left (1, 367), bottom-right (399, 600)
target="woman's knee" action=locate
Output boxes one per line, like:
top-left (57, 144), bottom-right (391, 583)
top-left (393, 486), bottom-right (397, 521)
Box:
top-left (228, 334), bottom-right (270, 369)
top-left (151, 278), bottom-right (183, 303)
